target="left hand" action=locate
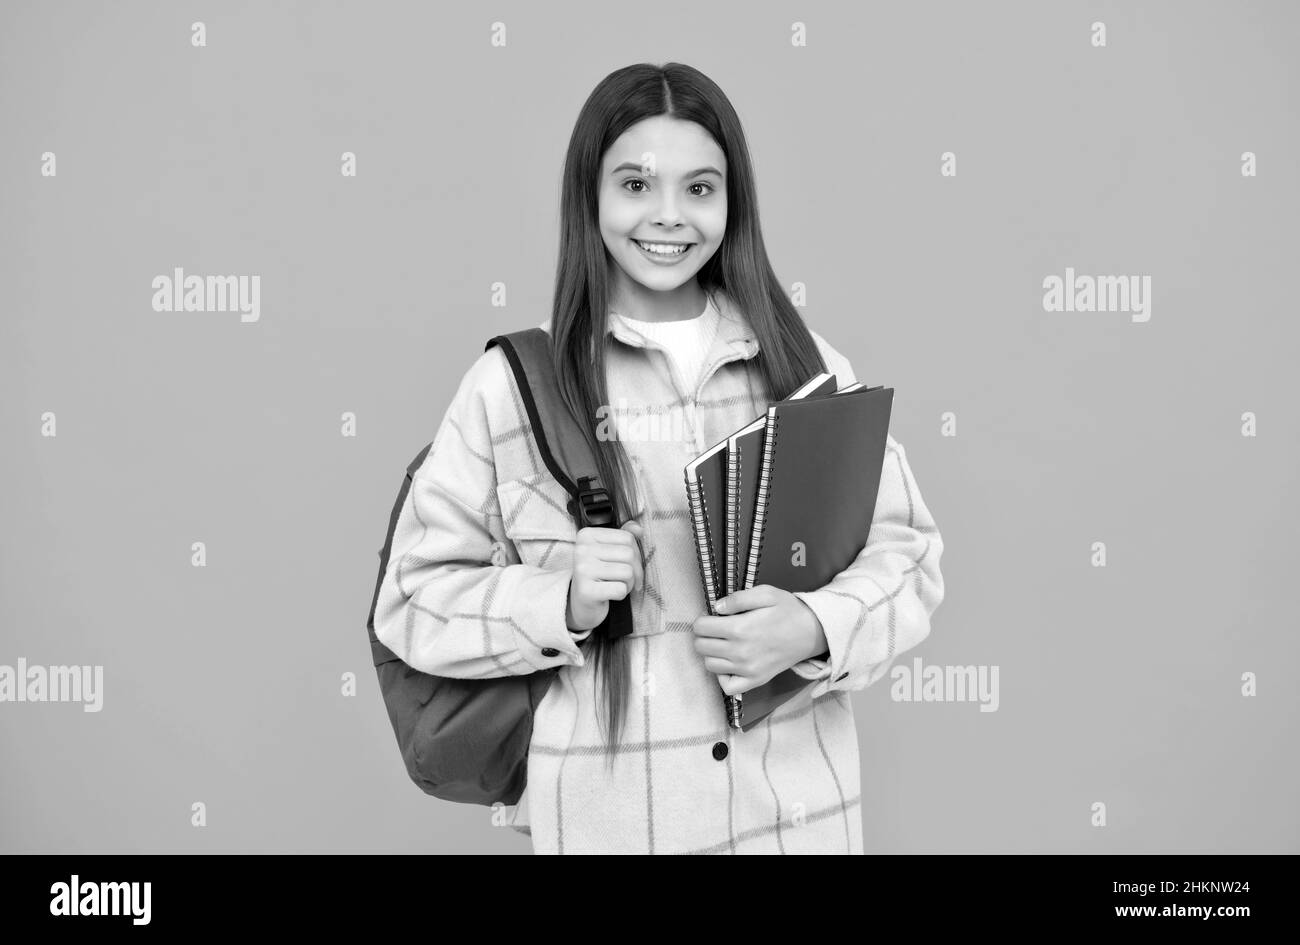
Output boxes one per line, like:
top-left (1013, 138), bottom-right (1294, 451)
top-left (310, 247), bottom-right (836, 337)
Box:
top-left (691, 585), bottom-right (827, 697)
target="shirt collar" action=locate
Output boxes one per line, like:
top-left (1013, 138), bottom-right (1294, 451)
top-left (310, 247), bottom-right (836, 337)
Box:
top-left (535, 288), bottom-right (760, 361)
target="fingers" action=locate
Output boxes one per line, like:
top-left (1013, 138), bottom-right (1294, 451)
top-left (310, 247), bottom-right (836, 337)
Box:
top-left (719, 674), bottom-right (754, 697)
top-left (695, 635), bottom-right (750, 676)
top-left (582, 558), bottom-right (635, 583)
top-left (584, 580), bottom-right (634, 602)
top-left (583, 526), bottom-right (640, 546)
top-left (701, 656), bottom-right (742, 676)
top-left (574, 523), bottom-right (646, 598)
top-left (693, 635), bottom-right (734, 660)
top-left (578, 559), bottom-right (637, 598)
top-left (691, 613), bottom-right (738, 640)
top-left (715, 584), bottom-right (779, 615)
top-left (581, 530), bottom-right (641, 568)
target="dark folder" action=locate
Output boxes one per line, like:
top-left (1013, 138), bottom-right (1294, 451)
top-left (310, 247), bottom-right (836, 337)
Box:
top-left (743, 385), bottom-right (894, 595)
top-left (686, 373), bottom-right (837, 733)
top-left (687, 373), bottom-right (893, 734)
top-left (725, 373), bottom-right (837, 596)
top-left (731, 383), bottom-right (891, 732)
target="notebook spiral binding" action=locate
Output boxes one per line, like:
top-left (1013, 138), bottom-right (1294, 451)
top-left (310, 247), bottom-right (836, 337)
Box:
top-left (689, 468), bottom-right (741, 729)
top-left (725, 446), bottom-right (739, 596)
top-left (685, 476), bottom-right (719, 607)
top-left (743, 409), bottom-right (780, 591)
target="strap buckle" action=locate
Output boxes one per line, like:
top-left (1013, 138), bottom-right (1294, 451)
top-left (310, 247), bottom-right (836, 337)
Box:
top-left (574, 475), bottom-right (615, 528)
top-left (571, 474), bottom-right (635, 640)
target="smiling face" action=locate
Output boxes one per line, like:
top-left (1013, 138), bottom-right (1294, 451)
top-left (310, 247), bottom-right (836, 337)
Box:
top-left (598, 116), bottom-right (728, 319)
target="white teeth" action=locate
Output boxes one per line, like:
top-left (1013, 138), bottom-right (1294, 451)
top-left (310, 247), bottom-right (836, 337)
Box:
top-left (636, 240), bottom-right (690, 256)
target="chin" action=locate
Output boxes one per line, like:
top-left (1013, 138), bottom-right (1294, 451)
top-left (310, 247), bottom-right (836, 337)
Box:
top-left (635, 269), bottom-right (697, 291)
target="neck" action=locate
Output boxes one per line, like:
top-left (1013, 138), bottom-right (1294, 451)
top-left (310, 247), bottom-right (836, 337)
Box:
top-left (611, 277), bottom-right (708, 323)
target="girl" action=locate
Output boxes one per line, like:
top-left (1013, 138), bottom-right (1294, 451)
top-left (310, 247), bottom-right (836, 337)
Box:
top-left (372, 62), bottom-right (946, 854)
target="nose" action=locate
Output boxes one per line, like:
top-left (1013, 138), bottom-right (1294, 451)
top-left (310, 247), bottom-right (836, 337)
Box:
top-left (651, 191), bottom-right (685, 229)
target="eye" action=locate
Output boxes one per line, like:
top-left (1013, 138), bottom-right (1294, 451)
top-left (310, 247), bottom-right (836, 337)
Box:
top-left (621, 179), bottom-right (716, 196)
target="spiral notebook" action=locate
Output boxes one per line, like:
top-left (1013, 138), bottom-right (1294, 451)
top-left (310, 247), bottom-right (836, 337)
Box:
top-left (685, 372), bottom-right (847, 733)
top-left (724, 372), bottom-right (839, 596)
top-left (684, 439), bottom-right (728, 607)
top-left (687, 372), bottom-right (838, 607)
top-left (724, 380), bottom-right (882, 732)
top-left (742, 384), bottom-right (894, 595)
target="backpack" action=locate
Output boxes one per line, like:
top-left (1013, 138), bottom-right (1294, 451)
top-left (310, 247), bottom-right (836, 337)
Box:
top-left (365, 328), bottom-right (635, 807)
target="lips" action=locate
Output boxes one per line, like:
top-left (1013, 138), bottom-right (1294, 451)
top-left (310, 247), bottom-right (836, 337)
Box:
top-left (632, 238), bottom-right (695, 262)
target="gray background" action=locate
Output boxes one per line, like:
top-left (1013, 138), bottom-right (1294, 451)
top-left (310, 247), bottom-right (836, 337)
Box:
top-left (2, 0), bottom-right (1296, 854)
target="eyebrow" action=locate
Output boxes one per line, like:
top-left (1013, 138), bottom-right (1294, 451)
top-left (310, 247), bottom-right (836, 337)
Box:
top-left (609, 161), bottom-right (723, 179)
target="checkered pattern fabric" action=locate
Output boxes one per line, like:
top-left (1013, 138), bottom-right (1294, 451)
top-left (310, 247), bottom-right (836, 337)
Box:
top-left (371, 288), bottom-right (946, 854)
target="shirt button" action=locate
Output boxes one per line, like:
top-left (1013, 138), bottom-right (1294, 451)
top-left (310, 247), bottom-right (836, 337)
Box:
top-left (541, 647), bottom-right (559, 658)
top-left (712, 741), bottom-right (728, 761)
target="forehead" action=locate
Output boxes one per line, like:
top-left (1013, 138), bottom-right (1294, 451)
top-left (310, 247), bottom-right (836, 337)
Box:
top-left (602, 116), bottom-right (726, 176)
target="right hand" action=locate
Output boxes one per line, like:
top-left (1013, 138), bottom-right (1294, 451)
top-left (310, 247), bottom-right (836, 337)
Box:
top-left (566, 521), bottom-right (645, 632)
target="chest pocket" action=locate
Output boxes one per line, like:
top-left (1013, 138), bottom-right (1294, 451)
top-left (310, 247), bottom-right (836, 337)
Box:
top-left (497, 472), bottom-right (577, 571)
top-left (496, 471), bottom-right (665, 638)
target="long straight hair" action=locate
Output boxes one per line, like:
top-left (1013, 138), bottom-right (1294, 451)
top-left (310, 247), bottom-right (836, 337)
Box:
top-left (549, 62), bottom-right (829, 756)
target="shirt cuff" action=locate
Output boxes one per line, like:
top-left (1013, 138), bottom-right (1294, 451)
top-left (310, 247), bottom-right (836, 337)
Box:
top-left (790, 656), bottom-right (832, 681)
top-left (788, 594), bottom-right (832, 681)
top-left (511, 567), bottom-right (591, 670)
top-left (791, 587), bottom-right (861, 696)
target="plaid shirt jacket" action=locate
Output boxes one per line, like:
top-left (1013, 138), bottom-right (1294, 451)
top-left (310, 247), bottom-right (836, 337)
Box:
top-left (371, 289), bottom-right (946, 854)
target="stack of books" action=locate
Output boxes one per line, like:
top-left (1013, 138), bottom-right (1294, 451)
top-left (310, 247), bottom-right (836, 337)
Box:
top-left (684, 372), bottom-right (894, 731)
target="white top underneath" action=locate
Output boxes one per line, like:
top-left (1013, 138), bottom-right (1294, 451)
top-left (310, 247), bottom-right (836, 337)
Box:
top-left (612, 293), bottom-right (722, 396)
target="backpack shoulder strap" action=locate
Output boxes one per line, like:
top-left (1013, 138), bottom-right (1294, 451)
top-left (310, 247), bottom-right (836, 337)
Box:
top-left (485, 328), bottom-right (615, 529)
top-left (485, 327), bottom-right (633, 639)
